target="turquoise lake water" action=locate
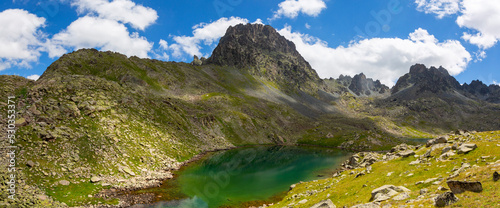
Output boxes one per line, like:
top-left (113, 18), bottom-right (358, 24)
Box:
top-left (136, 145), bottom-right (351, 208)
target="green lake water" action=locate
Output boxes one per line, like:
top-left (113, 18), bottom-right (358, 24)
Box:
top-left (135, 145), bottom-right (351, 208)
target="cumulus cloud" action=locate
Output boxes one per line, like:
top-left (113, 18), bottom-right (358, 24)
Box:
top-left (271, 0), bottom-right (327, 20)
top-left (278, 26), bottom-right (471, 86)
top-left (457, 0), bottom-right (500, 49)
top-left (27, 74), bottom-right (40, 81)
top-left (169, 17), bottom-right (249, 58)
top-left (52, 16), bottom-right (153, 58)
top-left (415, 0), bottom-right (500, 50)
top-left (71, 0), bottom-right (158, 30)
top-left (0, 9), bottom-right (46, 71)
top-left (415, 0), bottom-right (461, 18)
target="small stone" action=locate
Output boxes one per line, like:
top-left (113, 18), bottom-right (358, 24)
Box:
top-left (298, 199), bottom-right (308, 204)
top-left (494, 171), bottom-right (500, 182)
top-left (420, 188), bottom-right (428, 195)
top-left (438, 186), bottom-right (448, 191)
top-left (26, 160), bottom-right (35, 168)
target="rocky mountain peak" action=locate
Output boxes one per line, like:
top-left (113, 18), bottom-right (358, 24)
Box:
top-left (334, 73), bottom-right (389, 97)
top-left (392, 64), bottom-right (460, 95)
top-left (207, 23), bottom-right (321, 92)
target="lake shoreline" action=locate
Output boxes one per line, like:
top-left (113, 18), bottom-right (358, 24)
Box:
top-left (94, 140), bottom-right (426, 207)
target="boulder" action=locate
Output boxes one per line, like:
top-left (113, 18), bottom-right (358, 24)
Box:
top-left (392, 192), bottom-right (409, 201)
top-left (122, 167), bottom-right (136, 176)
top-left (422, 150), bottom-right (432, 158)
top-left (15, 118), bottom-right (27, 126)
top-left (397, 150), bottom-right (415, 158)
top-left (309, 199), bottom-right (336, 208)
top-left (446, 180), bottom-right (483, 194)
top-left (26, 160), bottom-right (35, 168)
top-left (434, 192), bottom-right (459, 207)
top-left (391, 143), bottom-right (413, 152)
top-left (426, 136), bottom-right (447, 147)
top-left (191, 55), bottom-right (203, 66)
top-left (59, 180), bottom-right (70, 186)
top-left (90, 176), bottom-right (102, 183)
top-left (370, 185), bottom-right (410, 202)
top-left (494, 171), bottom-right (500, 182)
top-left (441, 146), bottom-right (452, 154)
top-left (439, 151), bottom-right (456, 160)
top-left (298, 199), bottom-right (308, 204)
top-left (457, 143), bottom-right (477, 154)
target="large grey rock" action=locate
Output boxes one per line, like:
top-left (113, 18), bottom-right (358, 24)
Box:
top-left (309, 199), bottom-right (336, 208)
top-left (370, 185), bottom-right (410, 202)
top-left (397, 150), bottom-right (415, 158)
top-left (457, 143), bottom-right (477, 154)
top-left (90, 176), bottom-right (102, 183)
top-left (426, 136), bottom-right (447, 147)
top-left (392, 192), bottom-right (409, 201)
top-left (447, 180), bottom-right (483, 193)
top-left (434, 192), bottom-right (459, 207)
top-left (59, 180), bottom-right (70, 186)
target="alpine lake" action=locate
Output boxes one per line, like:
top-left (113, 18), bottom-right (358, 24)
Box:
top-left (131, 145), bottom-right (352, 208)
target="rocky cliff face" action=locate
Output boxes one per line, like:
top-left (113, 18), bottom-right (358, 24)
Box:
top-left (207, 23), bottom-right (321, 93)
top-left (392, 64), bottom-right (461, 96)
top-left (462, 80), bottom-right (500, 103)
top-left (336, 73), bottom-right (389, 97)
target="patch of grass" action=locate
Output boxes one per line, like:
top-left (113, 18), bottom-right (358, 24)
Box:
top-left (46, 182), bottom-right (117, 207)
top-left (270, 131), bottom-right (500, 208)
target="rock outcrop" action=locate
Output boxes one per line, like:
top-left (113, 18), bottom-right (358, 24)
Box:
top-left (434, 192), bottom-right (459, 207)
top-left (446, 180), bottom-right (483, 194)
top-left (207, 23), bottom-right (321, 93)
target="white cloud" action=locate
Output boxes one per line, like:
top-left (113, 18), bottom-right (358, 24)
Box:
top-left (278, 26), bottom-right (471, 86)
top-left (457, 0), bottom-right (500, 49)
top-left (27, 74), bottom-right (40, 81)
top-left (415, 0), bottom-right (500, 50)
top-left (52, 16), bottom-right (153, 58)
top-left (159, 39), bottom-right (169, 50)
top-left (0, 9), bottom-right (46, 71)
top-left (305, 23), bottom-right (311, 29)
top-left (415, 0), bottom-right (461, 18)
top-left (272, 0), bottom-right (327, 19)
top-left (169, 17), bottom-right (249, 58)
top-left (71, 0), bottom-right (158, 30)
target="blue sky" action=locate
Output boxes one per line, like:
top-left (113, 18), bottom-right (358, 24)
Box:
top-left (0, 0), bottom-right (498, 86)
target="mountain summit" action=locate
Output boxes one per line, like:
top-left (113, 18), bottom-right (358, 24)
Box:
top-left (207, 23), bottom-right (321, 92)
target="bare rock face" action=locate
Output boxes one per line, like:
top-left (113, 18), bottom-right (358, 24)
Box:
top-left (392, 64), bottom-right (461, 96)
top-left (207, 23), bottom-right (321, 92)
top-left (338, 73), bottom-right (389, 97)
top-left (434, 192), bottom-right (459, 207)
top-left (447, 180), bottom-right (483, 194)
